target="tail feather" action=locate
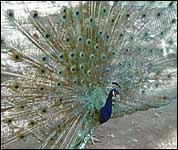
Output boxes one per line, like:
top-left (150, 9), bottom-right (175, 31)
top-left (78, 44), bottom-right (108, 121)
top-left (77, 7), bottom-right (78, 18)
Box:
top-left (1, 1), bottom-right (177, 149)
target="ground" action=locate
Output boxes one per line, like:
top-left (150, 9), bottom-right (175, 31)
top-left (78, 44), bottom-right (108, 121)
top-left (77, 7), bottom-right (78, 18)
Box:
top-left (86, 100), bottom-right (177, 149)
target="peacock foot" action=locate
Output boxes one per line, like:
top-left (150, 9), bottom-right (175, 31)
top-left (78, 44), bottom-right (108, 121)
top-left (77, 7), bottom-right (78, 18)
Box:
top-left (90, 135), bottom-right (101, 144)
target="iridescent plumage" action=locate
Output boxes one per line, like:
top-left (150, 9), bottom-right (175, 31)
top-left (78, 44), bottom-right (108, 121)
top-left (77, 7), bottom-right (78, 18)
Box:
top-left (99, 89), bottom-right (119, 124)
top-left (1, 1), bottom-right (177, 149)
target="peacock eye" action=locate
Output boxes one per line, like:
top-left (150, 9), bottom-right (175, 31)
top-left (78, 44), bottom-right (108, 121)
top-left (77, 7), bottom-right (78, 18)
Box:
top-left (62, 15), bottom-right (67, 22)
top-left (157, 12), bottom-right (161, 17)
top-left (95, 65), bottom-right (99, 70)
top-left (20, 105), bottom-right (24, 109)
top-left (78, 36), bottom-right (83, 43)
top-left (40, 107), bottom-right (48, 114)
top-left (101, 7), bottom-right (107, 16)
top-left (80, 80), bottom-right (85, 84)
top-left (87, 17), bottom-right (95, 28)
top-left (101, 54), bottom-right (106, 61)
top-left (19, 135), bottom-right (25, 139)
top-left (15, 85), bottom-right (19, 89)
top-left (15, 55), bottom-right (20, 60)
top-left (66, 38), bottom-right (70, 42)
top-left (42, 57), bottom-right (46, 61)
top-left (94, 44), bottom-right (99, 50)
top-left (126, 14), bottom-right (130, 18)
top-left (90, 54), bottom-right (94, 60)
top-left (63, 15), bottom-right (66, 19)
top-left (171, 19), bottom-right (176, 24)
top-left (89, 18), bottom-right (93, 23)
top-left (56, 81), bottom-right (62, 89)
top-left (73, 79), bottom-right (77, 84)
top-left (59, 54), bottom-right (64, 59)
top-left (71, 66), bottom-right (76, 73)
top-left (106, 35), bottom-right (110, 40)
top-left (30, 10), bottom-right (38, 18)
top-left (86, 39), bottom-right (91, 46)
top-left (142, 14), bottom-right (146, 18)
top-left (7, 119), bottom-right (12, 124)
top-left (69, 52), bottom-right (75, 59)
top-left (40, 55), bottom-right (49, 64)
top-left (112, 51), bottom-right (116, 56)
top-left (41, 69), bottom-right (45, 74)
top-left (7, 9), bottom-right (14, 18)
top-left (75, 10), bottom-right (80, 17)
top-left (169, 1), bottom-right (174, 7)
top-left (144, 32), bottom-right (148, 36)
top-left (106, 68), bottom-right (110, 73)
top-left (130, 36), bottom-right (134, 40)
top-left (120, 33), bottom-right (123, 37)
top-left (62, 6), bottom-right (67, 13)
top-left (87, 70), bottom-right (92, 76)
top-left (167, 74), bottom-right (171, 78)
top-left (58, 70), bottom-right (62, 75)
top-left (28, 120), bottom-right (36, 127)
top-left (80, 52), bottom-right (84, 58)
top-left (45, 33), bottom-right (50, 38)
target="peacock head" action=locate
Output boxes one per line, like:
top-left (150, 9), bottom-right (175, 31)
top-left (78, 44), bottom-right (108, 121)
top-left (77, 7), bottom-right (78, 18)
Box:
top-left (109, 82), bottom-right (121, 97)
top-left (110, 88), bottom-right (119, 97)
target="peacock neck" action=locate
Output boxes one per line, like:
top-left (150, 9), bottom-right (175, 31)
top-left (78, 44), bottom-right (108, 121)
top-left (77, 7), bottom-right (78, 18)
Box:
top-left (104, 94), bottom-right (113, 108)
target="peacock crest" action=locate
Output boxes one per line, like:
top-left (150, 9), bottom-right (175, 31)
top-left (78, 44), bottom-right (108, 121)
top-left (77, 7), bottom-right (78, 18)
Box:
top-left (1, 1), bottom-right (177, 149)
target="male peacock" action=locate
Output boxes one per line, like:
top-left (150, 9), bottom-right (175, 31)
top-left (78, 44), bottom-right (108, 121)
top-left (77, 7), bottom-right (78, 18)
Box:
top-left (1, 1), bottom-right (177, 149)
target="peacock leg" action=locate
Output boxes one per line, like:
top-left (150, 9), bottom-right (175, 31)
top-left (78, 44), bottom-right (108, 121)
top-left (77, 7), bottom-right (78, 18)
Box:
top-left (90, 135), bottom-right (101, 144)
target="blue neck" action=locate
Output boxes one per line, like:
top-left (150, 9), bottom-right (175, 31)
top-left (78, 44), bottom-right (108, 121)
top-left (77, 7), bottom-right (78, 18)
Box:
top-left (99, 92), bottom-right (114, 124)
top-left (104, 93), bottom-right (113, 108)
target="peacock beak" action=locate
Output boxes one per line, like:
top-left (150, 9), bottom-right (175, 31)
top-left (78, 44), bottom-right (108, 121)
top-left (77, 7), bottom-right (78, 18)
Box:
top-left (114, 91), bottom-right (119, 97)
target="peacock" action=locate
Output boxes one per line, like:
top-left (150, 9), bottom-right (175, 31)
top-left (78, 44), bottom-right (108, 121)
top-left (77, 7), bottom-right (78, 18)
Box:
top-left (1, 1), bottom-right (177, 149)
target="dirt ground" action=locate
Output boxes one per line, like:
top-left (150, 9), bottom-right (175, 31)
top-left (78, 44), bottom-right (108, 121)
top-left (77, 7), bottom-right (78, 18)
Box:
top-left (85, 100), bottom-right (177, 149)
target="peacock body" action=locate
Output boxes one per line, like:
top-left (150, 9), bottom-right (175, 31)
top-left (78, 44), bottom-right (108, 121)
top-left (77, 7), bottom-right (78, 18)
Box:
top-left (1, 1), bottom-right (177, 149)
